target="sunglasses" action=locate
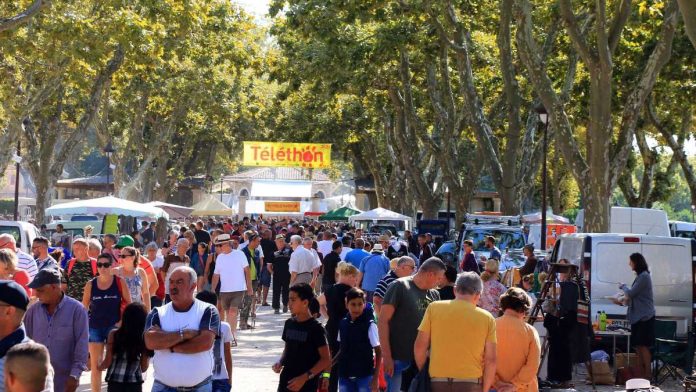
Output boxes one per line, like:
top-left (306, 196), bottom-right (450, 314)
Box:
top-left (119, 254), bottom-right (135, 258)
top-left (97, 262), bottom-right (111, 268)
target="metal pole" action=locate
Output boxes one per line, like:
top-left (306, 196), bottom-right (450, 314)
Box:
top-left (106, 154), bottom-right (110, 196)
top-left (541, 121), bottom-right (548, 251)
top-left (13, 140), bottom-right (20, 221)
top-left (220, 176), bottom-right (223, 202)
top-left (446, 189), bottom-right (451, 234)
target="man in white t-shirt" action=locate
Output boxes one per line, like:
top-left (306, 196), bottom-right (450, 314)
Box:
top-left (288, 235), bottom-right (318, 287)
top-left (316, 231), bottom-right (334, 259)
top-left (144, 266), bottom-right (220, 392)
top-left (211, 234), bottom-right (252, 338)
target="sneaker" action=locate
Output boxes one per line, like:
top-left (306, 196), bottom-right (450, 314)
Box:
top-left (262, 302), bottom-right (270, 306)
top-left (274, 308), bottom-right (280, 314)
top-left (282, 306), bottom-right (288, 313)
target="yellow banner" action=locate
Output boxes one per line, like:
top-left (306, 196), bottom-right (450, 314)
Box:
top-left (265, 201), bottom-right (301, 213)
top-left (243, 142), bottom-right (331, 168)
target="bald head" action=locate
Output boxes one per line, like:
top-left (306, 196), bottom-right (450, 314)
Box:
top-left (0, 233), bottom-right (17, 252)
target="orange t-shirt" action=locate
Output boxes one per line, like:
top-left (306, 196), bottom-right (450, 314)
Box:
top-left (494, 314), bottom-right (541, 392)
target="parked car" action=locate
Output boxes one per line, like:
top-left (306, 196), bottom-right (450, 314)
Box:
top-left (575, 207), bottom-right (670, 236)
top-left (0, 220), bottom-right (41, 254)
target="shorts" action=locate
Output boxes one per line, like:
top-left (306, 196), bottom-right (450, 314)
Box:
top-left (259, 268), bottom-right (271, 287)
top-left (220, 291), bottom-right (245, 310)
top-left (631, 316), bottom-right (655, 348)
top-left (212, 379), bottom-right (231, 392)
top-left (89, 325), bottom-right (115, 343)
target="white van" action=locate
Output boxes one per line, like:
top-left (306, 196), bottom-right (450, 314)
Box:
top-left (552, 233), bottom-right (694, 336)
top-left (575, 207), bottom-right (670, 236)
top-left (670, 221), bottom-right (696, 239)
top-left (0, 220), bottom-right (41, 254)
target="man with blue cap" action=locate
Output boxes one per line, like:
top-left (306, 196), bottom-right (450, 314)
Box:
top-left (0, 280), bottom-right (53, 392)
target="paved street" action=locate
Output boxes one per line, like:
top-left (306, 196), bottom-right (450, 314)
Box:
top-left (73, 298), bottom-right (684, 392)
top-left (77, 304), bottom-right (285, 392)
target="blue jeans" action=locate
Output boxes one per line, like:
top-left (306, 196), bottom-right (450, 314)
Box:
top-left (386, 360), bottom-right (412, 392)
top-left (339, 376), bottom-right (372, 392)
top-left (152, 379), bottom-right (212, 392)
top-left (211, 379), bottom-right (231, 392)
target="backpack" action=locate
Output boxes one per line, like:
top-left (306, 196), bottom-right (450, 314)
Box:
top-left (67, 258), bottom-right (98, 277)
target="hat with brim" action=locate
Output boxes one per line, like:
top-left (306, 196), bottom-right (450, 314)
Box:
top-left (214, 234), bottom-right (232, 245)
top-left (626, 378), bottom-right (651, 391)
top-left (372, 243), bottom-right (384, 252)
top-left (28, 268), bottom-right (62, 289)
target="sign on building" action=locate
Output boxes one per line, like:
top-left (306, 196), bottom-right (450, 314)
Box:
top-left (243, 142), bottom-right (331, 169)
top-left (264, 201), bottom-right (301, 213)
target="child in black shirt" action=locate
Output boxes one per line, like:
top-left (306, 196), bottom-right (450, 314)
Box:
top-left (273, 283), bottom-right (331, 392)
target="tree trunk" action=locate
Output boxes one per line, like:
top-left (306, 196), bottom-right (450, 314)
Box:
top-left (678, 0), bottom-right (696, 50)
top-left (33, 172), bottom-right (54, 226)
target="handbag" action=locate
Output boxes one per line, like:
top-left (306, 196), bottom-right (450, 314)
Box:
top-left (542, 297), bottom-right (559, 317)
top-left (408, 358), bottom-right (431, 392)
top-left (576, 275), bottom-right (590, 325)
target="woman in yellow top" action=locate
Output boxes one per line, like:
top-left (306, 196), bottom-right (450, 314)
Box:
top-left (494, 287), bottom-right (541, 392)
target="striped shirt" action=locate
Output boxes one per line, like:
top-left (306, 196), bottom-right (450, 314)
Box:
top-left (374, 270), bottom-right (398, 300)
top-left (16, 250), bottom-right (38, 281)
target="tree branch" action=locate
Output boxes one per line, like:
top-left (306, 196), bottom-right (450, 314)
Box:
top-left (0, 0), bottom-right (49, 33)
top-left (558, 0), bottom-right (597, 66)
top-left (609, 0), bottom-right (678, 188)
top-left (608, 0), bottom-right (632, 53)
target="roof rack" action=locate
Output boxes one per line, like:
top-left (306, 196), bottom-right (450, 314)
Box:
top-left (464, 213), bottom-right (522, 226)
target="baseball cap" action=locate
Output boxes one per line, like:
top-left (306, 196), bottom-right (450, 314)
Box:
top-left (275, 234), bottom-right (285, 240)
top-left (115, 235), bottom-right (135, 249)
top-left (0, 280), bottom-right (29, 310)
top-left (28, 268), bottom-right (62, 289)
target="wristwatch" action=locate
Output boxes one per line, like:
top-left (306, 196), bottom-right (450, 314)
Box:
top-left (305, 370), bottom-right (314, 379)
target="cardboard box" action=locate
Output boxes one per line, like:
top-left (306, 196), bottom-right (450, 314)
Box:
top-left (615, 353), bottom-right (637, 369)
top-left (588, 361), bottom-right (614, 385)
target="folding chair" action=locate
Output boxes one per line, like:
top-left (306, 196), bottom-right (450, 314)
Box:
top-left (653, 320), bottom-right (694, 385)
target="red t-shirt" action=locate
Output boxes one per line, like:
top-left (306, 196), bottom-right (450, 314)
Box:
top-left (13, 270), bottom-right (32, 297)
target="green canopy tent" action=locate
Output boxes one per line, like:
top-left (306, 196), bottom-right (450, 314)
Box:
top-left (318, 206), bottom-right (362, 221)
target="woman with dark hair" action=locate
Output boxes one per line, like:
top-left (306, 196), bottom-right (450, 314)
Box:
top-left (619, 252), bottom-right (655, 379)
top-left (100, 302), bottom-right (149, 392)
top-left (82, 253), bottom-right (132, 392)
top-left (192, 242), bottom-right (209, 292)
top-left (495, 287), bottom-right (541, 392)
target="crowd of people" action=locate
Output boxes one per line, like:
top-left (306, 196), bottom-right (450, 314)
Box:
top-left (0, 216), bottom-right (656, 392)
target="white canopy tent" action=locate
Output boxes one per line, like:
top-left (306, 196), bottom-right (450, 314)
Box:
top-left (145, 201), bottom-right (193, 220)
top-left (46, 196), bottom-right (169, 220)
top-left (348, 207), bottom-right (413, 230)
top-left (522, 210), bottom-right (570, 224)
top-left (190, 197), bottom-right (234, 216)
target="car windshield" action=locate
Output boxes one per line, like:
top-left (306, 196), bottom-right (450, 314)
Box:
top-left (463, 228), bottom-right (525, 252)
top-left (0, 226), bottom-right (21, 248)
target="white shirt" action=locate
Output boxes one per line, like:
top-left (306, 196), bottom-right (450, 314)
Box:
top-left (289, 247), bottom-right (317, 274)
top-left (337, 323), bottom-right (380, 347)
top-left (214, 250), bottom-right (249, 292)
top-left (213, 322), bottom-right (232, 380)
top-left (339, 247), bottom-right (352, 261)
top-left (316, 240), bottom-right (334, 257)
top-left (152, 254), bottom-right (165, 269)
top-left (16, 250), bottom-right (38, 281)
top-left (147, 300), bottom-right (219, 387)
top-left (310, 248), bottom-right (322, 269)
